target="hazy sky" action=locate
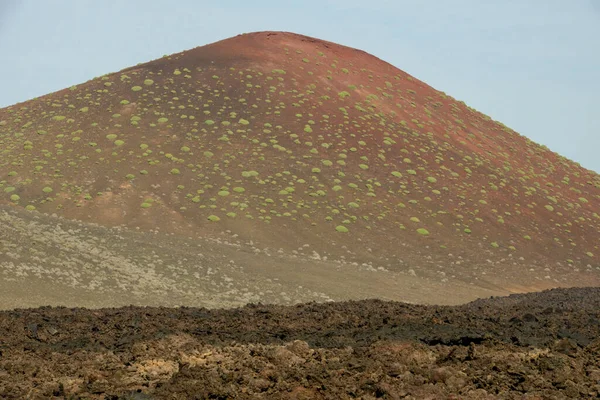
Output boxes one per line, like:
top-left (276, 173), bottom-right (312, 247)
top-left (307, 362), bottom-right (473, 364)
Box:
top-left (1, 0), bottom-right (598, 172)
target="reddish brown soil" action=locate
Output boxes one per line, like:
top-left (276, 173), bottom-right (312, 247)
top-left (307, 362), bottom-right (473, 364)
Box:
top-left (1, 31), bottom-right (599, 298)
top-left (1, 287), bottom-right (600, 399)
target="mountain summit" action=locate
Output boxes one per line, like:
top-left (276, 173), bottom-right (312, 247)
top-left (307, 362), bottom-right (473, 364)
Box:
top-left (1, 31), bottom-right (599, 304)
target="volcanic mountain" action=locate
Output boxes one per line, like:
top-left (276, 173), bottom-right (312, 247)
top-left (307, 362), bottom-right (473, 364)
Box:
top-left (0, 31), bottom-right (599, 307)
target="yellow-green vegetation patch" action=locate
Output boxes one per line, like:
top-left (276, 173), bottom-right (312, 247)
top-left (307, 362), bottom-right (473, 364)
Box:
top-left (144, 79), bottom-right (154, 85)
top-left (42, 187), bottom-right (53, 194)
top-left (207, 215), bottom-right (220, 222)
top-left (416, 228), bottom-right (430, 235)
top-left (335, 225), bottom-right (349, 233)
top-left (170, 168), bottom-right (180, 175)
top-left (157, 117), bottom-right (169, 123)
top-left (544, 205), bottom-right (554, 212)
top-left (427, 177), bottom-right (437, 183)
top-left (9, 194), bottom-right (19, 202)
top-left (233, 187), bottom-right (245, 193)
top-left (131, 86), bottom-right (142, 91)
top-left (391, 171), bottom-right (403, 178)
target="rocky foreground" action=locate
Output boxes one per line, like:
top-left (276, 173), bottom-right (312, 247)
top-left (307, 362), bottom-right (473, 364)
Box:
top-left (1, 287), bottom-right (600, 399)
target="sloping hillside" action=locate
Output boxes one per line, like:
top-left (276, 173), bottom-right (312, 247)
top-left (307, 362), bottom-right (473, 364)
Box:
top-left (0, 31), bottom-right (599, 296)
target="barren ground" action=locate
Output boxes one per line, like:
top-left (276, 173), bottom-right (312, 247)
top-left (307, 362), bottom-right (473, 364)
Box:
top-left (1, 288), bottom-right (600, 399)
top-left (0, 205), bottom-right (518, 310)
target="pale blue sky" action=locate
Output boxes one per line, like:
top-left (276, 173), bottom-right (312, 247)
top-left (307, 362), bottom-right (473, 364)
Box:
top-left (1, 0), bottom-right (598, 172)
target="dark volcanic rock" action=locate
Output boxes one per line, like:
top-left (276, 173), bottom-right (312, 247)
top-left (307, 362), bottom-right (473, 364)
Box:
top-left (1, 288), bottom-right (600, 398)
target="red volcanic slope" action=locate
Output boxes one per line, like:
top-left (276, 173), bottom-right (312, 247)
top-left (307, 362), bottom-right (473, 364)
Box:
top-left (0, 31), bottom-right (599, 292)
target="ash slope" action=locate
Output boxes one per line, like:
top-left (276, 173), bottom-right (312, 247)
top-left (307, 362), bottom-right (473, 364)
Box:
top-left (1, 288), bottom-right (600, 398)
top-left (0, 205), bottom-right (502, 309)
top-left (0, 31), bottom-right (599, 302)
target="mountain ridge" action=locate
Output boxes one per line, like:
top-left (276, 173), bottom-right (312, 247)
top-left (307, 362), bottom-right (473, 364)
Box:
top-left (0, 31), bottom-right (598, 305)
